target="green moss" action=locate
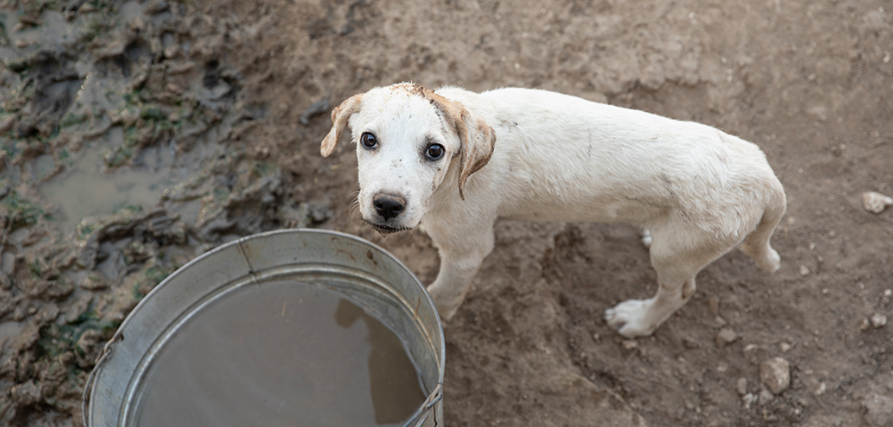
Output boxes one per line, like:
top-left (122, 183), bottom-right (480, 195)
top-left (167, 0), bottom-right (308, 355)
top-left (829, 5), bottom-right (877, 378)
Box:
top-left (1, 192), bottom-right (47, 230)
top-left (38, 310), bottom-right (118, 359)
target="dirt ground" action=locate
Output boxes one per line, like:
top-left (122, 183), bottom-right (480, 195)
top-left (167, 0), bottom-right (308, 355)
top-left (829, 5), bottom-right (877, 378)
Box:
top-left (1, 0), bottom-right (892, 426)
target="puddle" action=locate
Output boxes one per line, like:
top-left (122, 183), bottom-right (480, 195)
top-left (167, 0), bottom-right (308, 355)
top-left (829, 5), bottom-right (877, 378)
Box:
top-left (40, 127), bottom-right (175, 231)
top-left (133, 280), bottom-right (426, 427)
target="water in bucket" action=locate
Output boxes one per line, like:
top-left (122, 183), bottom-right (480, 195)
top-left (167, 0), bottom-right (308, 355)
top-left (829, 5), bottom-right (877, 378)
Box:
top-left (131, 279), bottom-right (426, 427)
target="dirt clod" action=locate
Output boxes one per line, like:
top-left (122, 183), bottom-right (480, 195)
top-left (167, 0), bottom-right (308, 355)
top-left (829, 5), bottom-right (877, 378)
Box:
top-left (861, 191), bottom-right (893, 214)
top-left (869, 313), bottom-right (887, 328)
top-left (760, 357), bottom-right (791, 395)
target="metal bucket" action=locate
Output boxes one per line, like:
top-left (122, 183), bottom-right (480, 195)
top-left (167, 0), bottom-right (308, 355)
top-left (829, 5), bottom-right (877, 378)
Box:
top-left (82, 229), bottom-right (444, 426)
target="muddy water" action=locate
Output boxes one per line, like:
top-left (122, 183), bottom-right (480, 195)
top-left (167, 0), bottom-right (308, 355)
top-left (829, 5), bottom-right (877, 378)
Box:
top-left (132, 280), bottom-right (426, 427)
top-left (41, 128), bottom-right (175, 231)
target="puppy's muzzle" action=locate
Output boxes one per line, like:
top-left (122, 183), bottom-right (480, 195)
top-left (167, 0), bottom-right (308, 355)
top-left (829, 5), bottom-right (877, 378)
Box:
top-left (373, 193), bottom-right (406, 221)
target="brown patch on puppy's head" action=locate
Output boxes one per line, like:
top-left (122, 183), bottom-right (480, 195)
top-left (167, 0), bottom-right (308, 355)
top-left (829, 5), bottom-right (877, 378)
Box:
top-left (407, 85), bottom-right (496, 200)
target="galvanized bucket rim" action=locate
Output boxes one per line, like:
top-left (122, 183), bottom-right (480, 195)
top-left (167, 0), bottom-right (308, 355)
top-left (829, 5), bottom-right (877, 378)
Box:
top-left (82, 228), bottom-right (445, 427)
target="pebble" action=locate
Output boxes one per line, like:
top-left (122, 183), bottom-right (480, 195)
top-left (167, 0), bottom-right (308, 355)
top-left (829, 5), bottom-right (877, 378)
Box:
top-left (860, 318), bottom-right (872, 331)
top-left (742, 393), bottom-right (756, 409)
top-left (799, 265), bottom-right (810, 276)
top-left (760, 357), bottom-right (791, 394)
top-left (779, 342), bottom-right (792, 353)
top-left (759, 388), bottom-right (775, 404)
top-left (737, 378), bottom-right (748, 395)
top-left (622, 340), bottom-right (638, 350)
top-left (715, 327), bottom-right (738, 349)
top-left (707, 296), bottom-right (720, 316)
top-left (882, 289), bottom-right (892, 305)
top-left (870, 313), bottom-right (887, 328)
top-left (862, 191), bottom-right (893, 214)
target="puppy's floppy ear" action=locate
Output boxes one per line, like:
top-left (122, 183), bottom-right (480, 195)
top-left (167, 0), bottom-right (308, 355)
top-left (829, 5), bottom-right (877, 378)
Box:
top-left (454, 109), bottom-right (496, 200)
top-left (320, 94), bottom-right (363, 157)
top-left (420, 88), bottom-right (496, 200)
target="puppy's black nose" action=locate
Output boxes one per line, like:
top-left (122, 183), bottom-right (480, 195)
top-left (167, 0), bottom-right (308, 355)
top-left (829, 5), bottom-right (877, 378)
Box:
top-left (373, 193), bottom-right (406, 220)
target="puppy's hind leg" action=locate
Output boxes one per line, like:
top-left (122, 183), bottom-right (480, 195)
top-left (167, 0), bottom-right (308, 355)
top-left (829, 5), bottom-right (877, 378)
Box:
top-left (739, 191), bottom-right (786, 273)
top-left (605, 223), bottom-right (736, 337)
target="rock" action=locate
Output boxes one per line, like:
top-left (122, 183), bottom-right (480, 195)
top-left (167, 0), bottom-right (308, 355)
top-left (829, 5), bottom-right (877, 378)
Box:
top-left (621, 340), bottom-right (638, 350)
top-left (759, 388), bottom-right (775, 404)
top-left (870, 313), bottom-right (887, 328)
top-left (863, 393), bottom-right (893, 426)
top-left (779, 342), bottom-right (792, 353)
top-left (742, 393), bottom-right (756, 409)
top-left (737, 378), bottom-right (748, 395)
top-left (860, 317), bottom-right (872, 331)
top-left (760, 357), bottom-right (791, 394)
top-left (883, 289), bottom-right (892, 305)
top-left (715, 327), bottom-right (738, 349)
top-left (862, 191), bottom-right (893, 214)
top-left (799, 265), bottom-right (809, 276)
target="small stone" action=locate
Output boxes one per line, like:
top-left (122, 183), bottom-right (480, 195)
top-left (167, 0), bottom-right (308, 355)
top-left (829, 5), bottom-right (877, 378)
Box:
top-left (882, 289), bottom-right (892, 305)
top-left (737, 378), bottom-right (748, 395)
top-left (742, 393), bottom-right (756, 409)
top-left (815, 382), bottom-right (826, 395)
top-left (799, 265), bottom-right (810, 276)
top-left (708, 296), bottom-right (720, 316)
top-left (759, 388), bottom-right (775, 404)
top-left (716, 327), bottom-right (739, 349)
top-left (760, 357), bottom-right (791, 394)
top-left (870, 313), bottom-right (887, 328)
top-left (622, 340), bottom-right (638, 350)
top-left (862, 191), bottom-right (893, 214)
top-left (860, 318), bottom-right (872, 331)
top-left (779, 342), bottom-right (792, 353)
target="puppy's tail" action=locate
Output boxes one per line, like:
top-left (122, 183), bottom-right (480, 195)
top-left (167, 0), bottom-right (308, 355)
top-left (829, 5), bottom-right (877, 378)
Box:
top-left (740, 179), bottom-right (786, 273)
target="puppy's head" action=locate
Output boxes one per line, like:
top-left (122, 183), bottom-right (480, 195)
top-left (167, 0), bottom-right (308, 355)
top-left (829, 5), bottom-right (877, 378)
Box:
top-left (320, 83), bottom-right (495, 234)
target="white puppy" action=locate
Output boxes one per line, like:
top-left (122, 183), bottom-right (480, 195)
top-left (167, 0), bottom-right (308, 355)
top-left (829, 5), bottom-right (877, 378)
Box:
top-left (321, 83), bottom-right (786, 338)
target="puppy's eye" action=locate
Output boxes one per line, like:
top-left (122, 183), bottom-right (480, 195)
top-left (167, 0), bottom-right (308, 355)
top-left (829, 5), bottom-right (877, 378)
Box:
top-left (425, 144), bottom-right (445, 161)
top-left (361, 132), bottom-right (377, 149)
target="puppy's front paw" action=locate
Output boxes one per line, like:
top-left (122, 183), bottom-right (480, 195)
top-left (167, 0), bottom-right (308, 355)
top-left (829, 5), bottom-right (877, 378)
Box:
top-left (426, 285), bottom-right (460, 321)
top-left (605, 299), bottom-right (656, 338)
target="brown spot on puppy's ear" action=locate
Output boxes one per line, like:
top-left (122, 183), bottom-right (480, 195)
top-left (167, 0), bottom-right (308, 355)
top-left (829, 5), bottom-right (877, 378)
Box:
top-left (320, 94), bottom-right (363, 157)
top-left (405, 85), bottom-right (496, 200)
top-left (456, 110), bottom-right (496, 200)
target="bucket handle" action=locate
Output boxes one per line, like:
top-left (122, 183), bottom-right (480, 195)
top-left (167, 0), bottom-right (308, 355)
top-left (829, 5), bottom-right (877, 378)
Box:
top-left (410, 382), bottom-right (443, 427)
top-left (81, 332), bottom-right (123, 427)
